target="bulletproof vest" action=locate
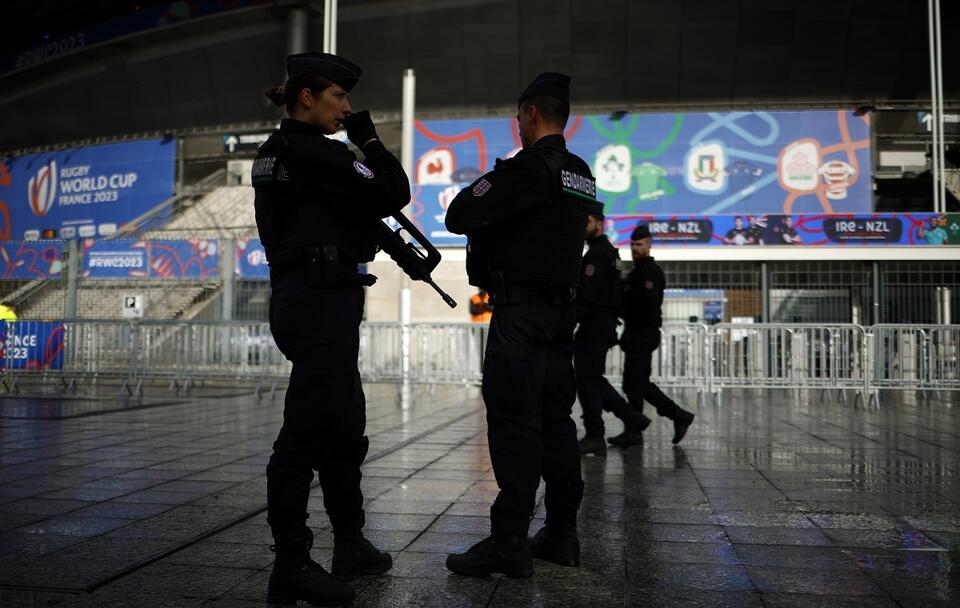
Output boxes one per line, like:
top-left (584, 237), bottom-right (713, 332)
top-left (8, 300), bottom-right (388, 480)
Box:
top-left (252, 131), bottom-right (379, 268)
top-left (585, 237), bottom-right (623, 312)
top-left (480, 145), bottom-right (598, 289)
top-left (623, 258), bottom-right (664, 328)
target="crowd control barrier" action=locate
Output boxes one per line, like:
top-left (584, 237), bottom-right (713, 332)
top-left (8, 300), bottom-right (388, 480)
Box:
top-left (1, 321), bottom-right (956, 404)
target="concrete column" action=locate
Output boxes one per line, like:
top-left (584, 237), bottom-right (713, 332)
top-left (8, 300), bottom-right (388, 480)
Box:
top-left (287, 7), bottom-right (308, 55)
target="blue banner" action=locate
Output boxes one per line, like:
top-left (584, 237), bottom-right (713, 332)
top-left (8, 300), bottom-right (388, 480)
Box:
top-left (607, 213), bottom-right (960, 247)
top-left (236, 239), bottom-right (269, 279)
top-left (411, 110), bottom-right (872, 246)
top-left (0, 322), bottom-right (65, 370)
top-left (82, 240), bottom-right (220, 278)
top-left (0, 242), bottom-right (63, 279)
top-left (0, 139), bottom-right (175, 241)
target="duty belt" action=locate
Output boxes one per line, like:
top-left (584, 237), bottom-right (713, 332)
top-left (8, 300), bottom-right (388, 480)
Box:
top-left (490, 272), bottom-right (575, 305)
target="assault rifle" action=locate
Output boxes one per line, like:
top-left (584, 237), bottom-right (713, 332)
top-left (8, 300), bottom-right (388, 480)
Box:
top-left (378, 213), bottom-right (458, 308)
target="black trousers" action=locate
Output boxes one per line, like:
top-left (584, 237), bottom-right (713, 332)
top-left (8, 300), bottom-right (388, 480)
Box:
top-left (483, 293), bottom-right (584, 537)
top-left (622, 327), bottom-right (682, 420)
top-left (266, 275), bottom-right (368, 537)
top-left (574, 315), bottom-right (629, 437)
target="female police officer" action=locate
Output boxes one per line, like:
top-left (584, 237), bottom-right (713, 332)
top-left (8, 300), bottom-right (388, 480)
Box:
top-left (254, 52), bottom-right (410, 606)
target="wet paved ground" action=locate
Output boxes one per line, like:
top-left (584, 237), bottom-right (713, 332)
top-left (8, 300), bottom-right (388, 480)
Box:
top-left (1, 383), bottom-right (959, 607)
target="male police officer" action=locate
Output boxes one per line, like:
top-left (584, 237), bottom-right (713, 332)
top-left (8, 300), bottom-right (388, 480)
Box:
top-left (444, 73), bottom-right (599, 576)
top-left (254, 52), bottom-right (407, 605)
top-left (619, 224), bottom-right (695, 447)
top-left (575, 211), bottom-right (651, 455)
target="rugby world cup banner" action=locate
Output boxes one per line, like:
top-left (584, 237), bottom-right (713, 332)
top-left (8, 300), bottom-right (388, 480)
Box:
top-left (236, 239), bottom-right (269, 279)
top-left (0, 321), bottom-right (65, 370)
top-left (0, 241), bottom-right (63, 279)
top-left (0, 139), bottom-right (175, 241)
top-left (411, 110), bottom-right (871, 246)
top-left (606, 213), bottom-right (960, 247)
top-left (82, 240), bottom-right (220, 278)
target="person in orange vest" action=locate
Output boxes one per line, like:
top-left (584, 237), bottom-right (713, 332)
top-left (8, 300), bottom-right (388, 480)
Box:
top-left (469, 289), bottom-right (493, 322)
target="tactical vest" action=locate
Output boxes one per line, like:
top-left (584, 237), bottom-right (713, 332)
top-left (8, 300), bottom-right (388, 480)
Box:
top-left (467, 145), bottom-right (598, 290)
top-left (252, 132), bottom-right (379, 269)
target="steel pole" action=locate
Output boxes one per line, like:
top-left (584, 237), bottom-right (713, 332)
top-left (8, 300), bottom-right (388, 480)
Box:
top-left (399, 69), bottom-right (416, 384)
top-left (934, 0), bottom-right (946, 213)
top-left (927, 0), bottom-right (941, 213)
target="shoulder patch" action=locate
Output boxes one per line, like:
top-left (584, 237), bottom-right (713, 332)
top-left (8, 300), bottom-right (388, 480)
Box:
top-left (473, 178), bottom-right (492, 197)
top-left (353, 161), bottom-right (375, 179)
top-left (584, 264), bottom-right (595, 277)
top-left (251, 156), bottom-right (277, 185)
top-left (560, 170), bottom-right (597, 201)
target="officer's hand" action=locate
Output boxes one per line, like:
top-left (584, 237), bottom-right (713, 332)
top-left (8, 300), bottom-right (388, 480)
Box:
top-left (342, 111), bottom-right (378, 148)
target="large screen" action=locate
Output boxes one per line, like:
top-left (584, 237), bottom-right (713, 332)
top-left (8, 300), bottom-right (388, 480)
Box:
top-left (0, 139), bottom-right (176, 241)
top-left (411, 110), bottom-right (871, 246)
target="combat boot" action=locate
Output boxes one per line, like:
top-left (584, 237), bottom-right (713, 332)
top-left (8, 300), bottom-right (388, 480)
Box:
top-left (608, 417), bottom-right (647, 448)
top-left (578, 434), bottom-right (607, 456)
top-left (529, 525), bottom-right (580, 567)
top-left (672, 408), bottom-right (695, 445)
top-left (267, 528), bottom-right (354, 607)
top-left (331, 512), bottom-right (393, 581)
top-left (611, 403), bottom-right (652, 435)
top-left (446, 534), bottom-right (534, 578)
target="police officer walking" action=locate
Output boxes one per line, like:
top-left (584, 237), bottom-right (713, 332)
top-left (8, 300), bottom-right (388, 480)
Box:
top-left (575, 211), bottom-right (651, 455)
top-left (253, 53), bottom-right (408, 606)
top-left (618, 224), bottom-right (696, 448)
top-left (444, 73), bottom-right (599, 577)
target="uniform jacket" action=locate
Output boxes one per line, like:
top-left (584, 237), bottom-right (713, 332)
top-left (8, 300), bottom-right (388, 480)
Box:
top-left (444, 134), bottom-right (601, 290)
top-left (622, 256), bottom-right (665, 330)
top-left (252, 118), bottom-right (409, 269)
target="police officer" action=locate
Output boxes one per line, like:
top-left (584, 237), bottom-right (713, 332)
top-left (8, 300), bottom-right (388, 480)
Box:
top-left (575, 211), bottom-right (651, 455)
top-left (254, 52), bottom-right (408, 606)
top-left (444, 73), bottom-right (598, 577)
top-left (618, 224), bottom-right (695, 447)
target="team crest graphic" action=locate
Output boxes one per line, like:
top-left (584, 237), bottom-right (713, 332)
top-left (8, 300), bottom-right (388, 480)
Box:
top-left (594, 144), bottom-right (632, 193)
top-left (28, 160), bottom-right (57, 217)
top-left (472, 178), bottom-right (492, 197)
top-left (818, 161), bottom-right (856, 200)
top-left (416, 147), bottom-right (455, 185)
top-left (353, 161), bottom-right (374, 179)
top-left (685, 142), bottom-right (726, 194)
top-left (778, 139), bottom-right (820, 192)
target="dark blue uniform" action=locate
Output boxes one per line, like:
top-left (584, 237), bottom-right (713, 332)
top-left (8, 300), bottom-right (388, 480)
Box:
top-left (574, 234), bottom-right (637, 439)
top-left (254, 117), bottom-right (408, 550)
top-left (621, 256), bottom-right (694, 438)
top-left (445, 133), bottom-right (597, 540)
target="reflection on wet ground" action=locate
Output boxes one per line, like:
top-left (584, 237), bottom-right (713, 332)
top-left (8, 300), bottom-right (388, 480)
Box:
top-left (0, 385), bottom-right (957, 607)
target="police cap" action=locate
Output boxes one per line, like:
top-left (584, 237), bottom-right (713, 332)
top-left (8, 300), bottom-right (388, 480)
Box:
top-left (631, 223), bottom-right (652, 240)
top-left (518, 72), bottom-right (571, 106)
top-left (286, 53), bottom-right (362, 92)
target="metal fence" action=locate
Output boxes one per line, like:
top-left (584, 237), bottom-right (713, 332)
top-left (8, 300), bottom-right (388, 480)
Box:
top-left (2, 321), bottom-right (956, 405)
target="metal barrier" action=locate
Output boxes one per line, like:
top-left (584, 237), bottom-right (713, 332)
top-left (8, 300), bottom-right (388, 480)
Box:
top-left (409, 322), bottom-right (487, 385)
top-left (2, 321), bottom-right (957, 402)
top-left (604, 324), bottom-right (709, 390)
top-left (869, 324), bottom-right (960, 394)
top-left (707, 323), bottom-right (868, 390)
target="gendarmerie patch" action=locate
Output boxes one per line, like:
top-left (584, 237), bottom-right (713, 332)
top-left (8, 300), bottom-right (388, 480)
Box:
top-left (473, 178), bottom-right (492, 197)
top-left (354, 161), bottom-right (375, 179)
top-left (251, 156), bottom-right (277, 185)
top-left (560, 170), bottom-right (597, 201)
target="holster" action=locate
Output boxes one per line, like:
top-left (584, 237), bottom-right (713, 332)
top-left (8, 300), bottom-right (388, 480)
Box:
top-left (305, 246), bottom-right (339, 288)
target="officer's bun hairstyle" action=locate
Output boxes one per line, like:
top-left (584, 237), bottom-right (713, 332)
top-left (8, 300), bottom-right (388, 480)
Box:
top-left (265, 73), bottom-right (335, 114)
top-left (521, 95), bottom-right (570, 128)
